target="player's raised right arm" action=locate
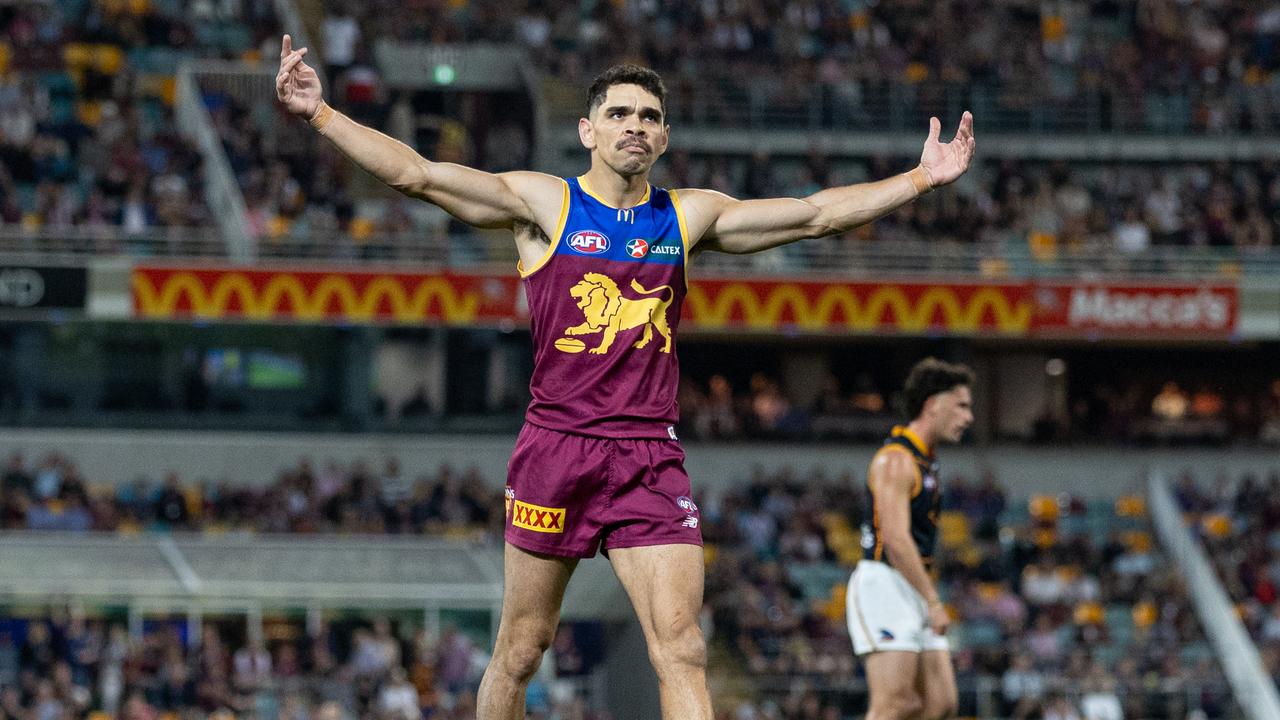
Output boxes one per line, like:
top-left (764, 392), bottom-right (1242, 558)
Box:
top-left (275, 35), bottom-right (554, 230)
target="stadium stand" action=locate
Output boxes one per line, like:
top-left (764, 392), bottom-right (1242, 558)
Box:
top-left (3, 2), bottom-right (1280, 719)
top-left (700, 467), bottom-right (1234, 718)
top-left (1179, 467), bottom-right (1280, 697)
top-left (350, 0), bottom-right (1280, 133)
top-left (0, 452), bottom-right (501, 535)
top-left (0, 0), bottom-right (283, 254)
top-left (0, 451), bottom-right (1245, 719)
top-left (675, 365), bottom-right (1280, 445)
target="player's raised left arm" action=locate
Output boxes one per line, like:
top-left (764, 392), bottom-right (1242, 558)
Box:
top-left (683, 112), bottom-right (974, 254)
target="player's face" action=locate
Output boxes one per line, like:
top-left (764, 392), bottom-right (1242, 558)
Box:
top-left (579, 84), bottom-right (669, 177)
top-left (929, 385), bottom-right (974, 443)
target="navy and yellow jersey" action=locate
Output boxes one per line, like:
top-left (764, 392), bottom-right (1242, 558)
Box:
top-left (519, 175), bottom-right (691, 438)
top-left (861, 425), bottom-right (942, 564)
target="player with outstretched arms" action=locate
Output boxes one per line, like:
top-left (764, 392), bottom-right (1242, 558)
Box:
top-left (277, 35), bottom-right (976, 719)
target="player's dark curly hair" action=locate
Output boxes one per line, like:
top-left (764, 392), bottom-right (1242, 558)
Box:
top-left (903, 358), bottom-right (975, 419)
top-left (587, 64), bottom-right (667, 118)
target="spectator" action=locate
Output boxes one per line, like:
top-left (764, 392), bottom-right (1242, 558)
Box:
top-left (1080, 667), bottom-right (1124, 720)
top-left (1001, 653), bottom-right (1045, 719)
top-left (377, 667), bottom-right (420, 720)
top-left (231, 638), bottom-right (272, 692)
top-left (1152, 382), bottom-right (1190, 421)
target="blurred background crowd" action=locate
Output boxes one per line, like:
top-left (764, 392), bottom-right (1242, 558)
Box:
top-left (1, 450), bottom-right (1263, 719)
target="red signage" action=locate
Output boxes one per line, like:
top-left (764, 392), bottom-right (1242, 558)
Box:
top-left (132, 266), bottom-right (522, 324)
top-left (132, 264), bottom-right (1238, 339)
top-left (1031, 283), bottom-right (1237, 338)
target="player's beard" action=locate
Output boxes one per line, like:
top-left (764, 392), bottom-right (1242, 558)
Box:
top-left (614, 139), bottom-right (653, 177)
top-left (617, 155), bottom-right (648, 176)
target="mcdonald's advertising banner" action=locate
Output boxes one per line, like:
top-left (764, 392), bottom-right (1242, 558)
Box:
top-left (131, 265), bottom-right (1238, 340)
top-left (132, 266), bottom-right (521, 324)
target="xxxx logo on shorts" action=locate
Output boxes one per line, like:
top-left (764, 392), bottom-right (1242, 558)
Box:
top-left (511, 500), bottom-right (566, 533)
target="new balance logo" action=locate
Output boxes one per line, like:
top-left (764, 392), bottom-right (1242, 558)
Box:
top-left (682, 516), bottom-right (699, 528)
top-left (510, 500), bottom-right (566, 533)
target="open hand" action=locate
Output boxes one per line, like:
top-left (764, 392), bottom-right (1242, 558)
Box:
top-left (275, 34), bottom-right (322, 119)
top-left (918, 111), bottom-right (975, 189)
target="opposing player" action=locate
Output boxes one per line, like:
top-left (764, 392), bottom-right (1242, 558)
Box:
top-left (848, 358), bottom-right (975, 720)
top-left (276, 35), bottom-right (975, 719)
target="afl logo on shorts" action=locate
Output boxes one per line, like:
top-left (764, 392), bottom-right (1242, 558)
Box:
top-left (676, 496), bottom-right (698, 513)
top-left (568, 230), bottom-right (610, 255)
top-left (626, 238), bottom-right (649, 258)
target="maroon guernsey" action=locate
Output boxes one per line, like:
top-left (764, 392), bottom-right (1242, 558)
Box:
top-left (519, 176), bottom-right (690, 439)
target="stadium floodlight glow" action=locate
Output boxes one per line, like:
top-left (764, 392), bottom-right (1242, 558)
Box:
top-left (434, 64), bottom-right (457, 85)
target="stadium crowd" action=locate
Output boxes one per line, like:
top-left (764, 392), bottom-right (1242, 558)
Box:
top-left (0, 452), bottom-right (501, 536)
top-left (0, 0), bottom-right (283, 239)
top-left (700, 467), bottom-right (1232, 719)
top-left (0, 451), bottom-right (1242, 718)
top-left (347, 0), bottom-right (1280, 133)
top-left (0, 609), bottom-right (597, 720)
top-left (1175, 467), bottom-right (1280, 697)
top-left (676, 370), bottom-right (1280, 446)
top-left (6, 0), bottom-right (1280, 266)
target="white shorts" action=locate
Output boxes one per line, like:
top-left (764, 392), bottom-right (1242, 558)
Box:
top-left (847, 560), bottom-right (950, 656)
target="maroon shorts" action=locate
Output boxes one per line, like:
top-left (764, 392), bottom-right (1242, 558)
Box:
top-left (505, 423), bottom-right (702, 558)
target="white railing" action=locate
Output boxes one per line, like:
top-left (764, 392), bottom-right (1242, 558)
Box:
top-left (1148, 472), bottom-right (1280, 720)
top-left (2, 226), bottom-right (1275, 280)
top-left (0, 226), bottom-right (227, 260)
top-left (271, 0), bottom-right (310, 51)
top-left (177, 60), bottom-right (255, 260)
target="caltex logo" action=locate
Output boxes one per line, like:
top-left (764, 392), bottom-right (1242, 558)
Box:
top-left (568, 230), bottom-right (610, 255)
top-left (626, 238), bottom-right (649, 258)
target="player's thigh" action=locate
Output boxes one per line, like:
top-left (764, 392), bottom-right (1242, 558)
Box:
top-left (864, 651), bottom-right (923, 702)
top-left (607, 543), bottom-right (705, 651)
top-left (494, 541), bottom-right (578, 648)
top-left (916, 649), bottom-right (958, 716)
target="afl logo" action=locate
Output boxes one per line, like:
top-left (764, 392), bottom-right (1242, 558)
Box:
top-left (626, 238), bottom-right (649, 258)
top-left (568, 230), bottom-right (610, 254)
top-left (676, 496), bottom-right (698, 513)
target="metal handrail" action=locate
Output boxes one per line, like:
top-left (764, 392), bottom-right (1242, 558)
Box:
top-left (2, 227), bottom-right (1272, 280)
top-left (176, 61), bottom-right (255, 260)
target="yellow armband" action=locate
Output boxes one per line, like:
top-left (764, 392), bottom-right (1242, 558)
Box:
top-left (309, 101), bottom-right (336, 134)
top-left (907, 166), bottom-right (934, 196)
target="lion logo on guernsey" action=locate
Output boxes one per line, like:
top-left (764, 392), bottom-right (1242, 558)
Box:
top-left (626, 238), bottom-right (649, 258)
top-left (561, 272), bottom-right (674, 355)
top-left (567, 230), bottom-right (610, 255)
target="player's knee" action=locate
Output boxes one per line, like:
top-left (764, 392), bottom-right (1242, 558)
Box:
top-left (922, 696), bottom-right (958, 720)
top-left (647, 622), bottom-right (706, 678)
top-left (493, 631), bottom-right (552, 682)
top-left (869, 693), bottom-right (922, 720)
